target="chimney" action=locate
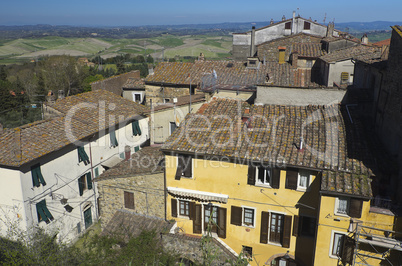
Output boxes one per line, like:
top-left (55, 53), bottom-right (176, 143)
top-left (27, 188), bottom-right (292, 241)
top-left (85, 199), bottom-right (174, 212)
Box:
top-left (292, 11), bottom-right (296, 34)
top-left (361, 34), bottom-right (369, 45)
top-left (291, 52), bottom-right (298, 68)
top-left (282, 15), bottom-right (286, 21)
top-left (58, 90), bottom-right (65, 99)
top-left (326, 22), bottom-right (334, 37)
top-left (250, 26), bottom-right (256, 57)
top-left (270, 19), bottom-right (274, 25)
top-left (198, 52), bottom-right (205, 61)
top-left (124, 145), bottom-right (131, 161)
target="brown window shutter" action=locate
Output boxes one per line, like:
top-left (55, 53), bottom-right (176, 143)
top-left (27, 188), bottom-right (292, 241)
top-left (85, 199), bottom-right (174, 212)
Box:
top-left (189, 202), bottom-right (195, 220)
top-left (183, 156), bottom-right (192, 177)
top-left (175, 156), bottom-right (183, 180)
top-left (260, 211), bottom-right (269, 244)
top-left (341, 236), bottom-right (355, 265)
top-left (124, 191), bottom-right (134, 209)
top-left (231, 206), bottom-right (243, 226)
top-left (292, 215), bottom-right (299, 236)
top-left (171, 198), bottom-right (177, 217)
top-left (271, 168), bottom-right (280, 189)
top-left (247, 166), bottom-right (256, 185)
top-left (282, 215), bottom-right (292, 248)
top-left (217, 207), bottom-right (227, 239)
top-left (193, 204), bottom-right (202, 234)
top-left (349, 198), bottom-right (363, 218)
top-left (285, 168), bottom-right (298, 190)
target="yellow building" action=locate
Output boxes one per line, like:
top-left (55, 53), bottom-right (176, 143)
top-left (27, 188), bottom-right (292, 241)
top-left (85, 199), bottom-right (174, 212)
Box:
top-left (161, 98), bottom-right (401, 265)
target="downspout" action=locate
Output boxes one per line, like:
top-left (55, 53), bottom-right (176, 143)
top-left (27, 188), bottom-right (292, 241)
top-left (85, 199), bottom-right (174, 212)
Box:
top-left (88, 139), bottom-right (99, 221)
top-left (164, 154), bottom-right (167, 221)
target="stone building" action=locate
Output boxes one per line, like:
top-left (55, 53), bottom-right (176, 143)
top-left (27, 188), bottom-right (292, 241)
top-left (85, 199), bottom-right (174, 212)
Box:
top-left (95, 146), bottom-right (165, 229)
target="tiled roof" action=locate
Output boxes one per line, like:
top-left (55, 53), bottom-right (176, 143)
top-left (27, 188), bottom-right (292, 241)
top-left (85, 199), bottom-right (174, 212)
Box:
top-left (291, 43), bottom-right (325, 58)
top-left (102, 210), bottom-right (174, 240)
top-left (162, 98), bottom-right (379, 197)
top-left (373, 39), bottom-right (391, 47)
top-left (153, 94), bottom-right (205, 112)
top-left (0, 90), bottom-right (149, 167)
top-left (122, 77), bottom-right (145, 89)
top-left (145, 61), bottom-right (268, 87)
top-left (95, 146), bottom-right (164, 180)
top-left (319, 45), bottom-right (381, 63)
top-left (391, 25), bottom-right (402, 38)
top-left (265, 61), bottom-right (321, 88)
top-left (321, 170), bottom-right (372, 197)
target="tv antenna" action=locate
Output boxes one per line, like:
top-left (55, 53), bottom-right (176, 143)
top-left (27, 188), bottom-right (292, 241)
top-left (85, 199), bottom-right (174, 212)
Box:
top-left (323, 13), bottom-right (327, 24)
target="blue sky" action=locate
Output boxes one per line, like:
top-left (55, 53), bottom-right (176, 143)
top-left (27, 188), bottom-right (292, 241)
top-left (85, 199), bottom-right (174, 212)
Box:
top-left (1, 0), bottom-right (400, 26)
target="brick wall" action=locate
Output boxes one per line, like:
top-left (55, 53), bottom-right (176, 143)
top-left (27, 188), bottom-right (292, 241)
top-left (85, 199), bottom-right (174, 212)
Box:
top-left (97, 172), bottom-right (165, 229)
top-left (91, 71), bottom-right (140, 96)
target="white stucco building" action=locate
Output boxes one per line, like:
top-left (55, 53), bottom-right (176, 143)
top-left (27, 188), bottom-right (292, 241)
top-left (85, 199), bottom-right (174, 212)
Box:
top-left (0, 90), bottom-right (149, 243)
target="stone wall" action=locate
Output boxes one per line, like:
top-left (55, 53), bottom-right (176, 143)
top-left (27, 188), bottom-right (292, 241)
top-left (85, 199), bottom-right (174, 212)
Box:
top-left (91, 71), bottom-right (140, 96)
top-left (161, 233), bottom-right (237, 265)
top-left (257, 34), bottom-right (322, 63)
top-left (97, 172), bottom-right (165, 229)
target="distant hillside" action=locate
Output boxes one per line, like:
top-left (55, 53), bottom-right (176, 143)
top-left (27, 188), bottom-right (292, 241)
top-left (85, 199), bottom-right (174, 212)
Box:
top-left (1, 21), bottom-right (400, 40)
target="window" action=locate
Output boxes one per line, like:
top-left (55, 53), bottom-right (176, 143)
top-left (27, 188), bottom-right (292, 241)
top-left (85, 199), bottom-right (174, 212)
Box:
top-left (36, 200), bottom-right (54, 224)
top-left (134, 146), bottom-right (140, 152)
top-left (31, 164), bottom-right (46, 187)
top-left (300, 216), bottom-right (316, 237)
top-left (243, 208), bottom-right (255, 226)
top-left (285, 22), bottom-right (291, 30)
top-left (84, 207), bottom-right (92, 229)
top-left (336, 197), bottom-right (349, 215)
top-left (175, 155), bottom-right (192, 179)
top-left (297, 170), bottom-right (311, 191)
top-left (94, 167), bottom-right (99, 178)
top-left (257, 167), bottom-right (272, 185)
top-left (231, 206), bottom-right (255, 227)
top-left (248, 166), bottom-right (280, 188)
top-left (78, 172), bottom-right (92, 196)
top-left (270, 213), bottom-right (283, 243)
top-left (124, 191), bottom-right (134, 209)
top-left (170, 122), bottom-right (177, 135)
top-left (78, 146), bottom-right (90, 165)
top-left (164, 98), bottom-right (170, 103)
top-left (179, 200), bottom-right (190, 217)
top-left (204, 205), bottom-right (218, 229)
top-left (306, 60), bottom-right (313, 68)
top-left (260, 212), bottom-right (292, 248)
top-left (132, 120), bottom-right (141, 136)
top-left (242, 245), bottom-right (253, 258)
top-left (109, 129), bottom-right (118, 147)
top-left (286, 168), bottom-right (312, 191)
top-left (304, 21), bottom-right (311, 30)
top-left (331, 233), bottom-right (345, 257)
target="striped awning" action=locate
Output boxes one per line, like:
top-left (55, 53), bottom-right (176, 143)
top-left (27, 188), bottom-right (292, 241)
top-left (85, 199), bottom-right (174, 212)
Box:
top-left (167, 187), bottom-right (228, 203)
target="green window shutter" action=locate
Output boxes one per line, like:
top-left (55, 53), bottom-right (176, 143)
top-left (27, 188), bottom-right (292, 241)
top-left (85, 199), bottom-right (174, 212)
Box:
top-left (31, 165), bottom-right (40, 187)
top-left (78, 147), bottom-right (89, 165)
top-left (94, 167), bottom-right (99, 177)
top-left (36, 200), bottom-right (53, 224)
top-left (78, 177), bottom-right (84, 196)
top-left (110, 130), bottom-right (118, 147)
top-left (134, 146), bottom-right (139, 152)
top-left (42, 204), bottom-right (54, 223)
top-left (31, 164), bottom-right (46, 187)
top-left (86, 172), bottom-right (93, 190)
top-left (132, 120), bottom-right (142, 136)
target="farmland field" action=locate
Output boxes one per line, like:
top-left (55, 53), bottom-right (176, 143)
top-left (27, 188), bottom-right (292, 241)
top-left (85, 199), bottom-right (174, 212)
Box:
top-left (0, 34), bottom-right (232, 64)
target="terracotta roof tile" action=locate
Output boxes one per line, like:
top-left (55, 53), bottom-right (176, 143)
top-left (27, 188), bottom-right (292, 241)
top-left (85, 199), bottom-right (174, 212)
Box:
top-left (0, 90), bottom-right (149, 167)
top-left (95, 146), bottom-right (164, 180)
top-left (291, 43), bottom-right (325, 58)
top-left (161, 98), bottom-right (380, 197)
top-left (319, 45), bottom-right (381, 63)
top-left (152, 94), bottom-right (205, 112)
top-left (122, 77), bottom-right (145, 89)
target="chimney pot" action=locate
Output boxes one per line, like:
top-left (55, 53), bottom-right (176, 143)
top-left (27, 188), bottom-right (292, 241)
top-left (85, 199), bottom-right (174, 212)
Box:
top-left (124, 145), bottom-right (131, 161)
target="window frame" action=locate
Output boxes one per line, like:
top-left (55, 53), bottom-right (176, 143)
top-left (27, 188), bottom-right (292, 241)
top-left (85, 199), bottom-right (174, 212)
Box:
top-left (175, 154), bottom-right (193, 179)
top-left (304, 21), bottom-right (311, 30)
top-left (335, 197), bottom-right (350, 216)
top-left (124, 191), bottom-right (135, 210)
top-left (36, 199), bottom-right (54, 224)
top-left (242, 245), bottom-right (253, 259)
top-left (242, 207), bottom-right (256, 228)
top-left (299, 216), bottom-right (317, 237)
top-left (256, 167), bottom-right (272, 187)
top-left (78, 172), bottom-right (92, 196)
top-left (329, 231), bottom-right (346, 259)
top-left (178, 199), bottom-right (190, 218)
top-left (297, 170), bottom-right (311, 191)
top-left (109, 128), bottom-right (118, 147)
top-left (169, 122), bottom-right (177, 136)
top-left (269, 212), bottom-right (284, 245)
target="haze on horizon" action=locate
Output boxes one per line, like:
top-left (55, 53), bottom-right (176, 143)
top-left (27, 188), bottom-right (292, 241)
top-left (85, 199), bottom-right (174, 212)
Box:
top-left (1, 0), bottom-right (400, 27)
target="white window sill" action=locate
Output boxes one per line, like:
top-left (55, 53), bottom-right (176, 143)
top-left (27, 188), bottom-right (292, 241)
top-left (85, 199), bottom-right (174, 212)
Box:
top-left (242, 224), bottom-right (255, 229)
top-left (329, 255), bottom-right (340, 260)
top-left (334, 212), bottom-right (349, 218)
top-left (267, 241), bottom-right (283, 247)
top-left (296, 187), bottom-right (308, 192)
top-left (255, 183), bottom-right (272, 189)
top-left (178, 215), bottom-right (190, 220)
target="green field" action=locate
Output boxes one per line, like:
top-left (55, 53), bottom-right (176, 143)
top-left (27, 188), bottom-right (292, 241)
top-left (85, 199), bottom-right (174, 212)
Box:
top-left (0, 34), bottom-right (233, 64)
